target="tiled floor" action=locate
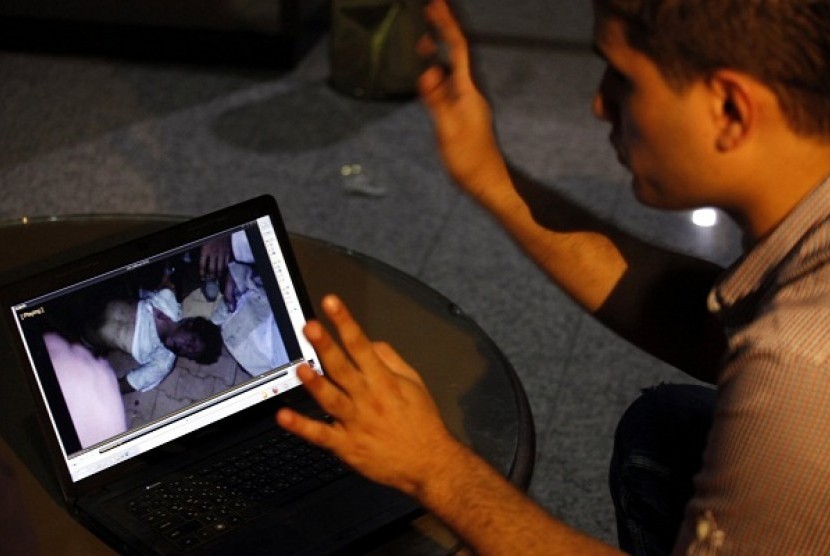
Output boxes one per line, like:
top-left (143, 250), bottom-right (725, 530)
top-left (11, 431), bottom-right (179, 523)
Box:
top-left (112, 345), bottom-right (248, 430)
top-left (0, 27), bottom-right (742, 545)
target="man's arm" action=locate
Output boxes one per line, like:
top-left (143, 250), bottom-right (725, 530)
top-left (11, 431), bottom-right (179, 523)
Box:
top-left (419, 0), bottom-right (725, 381)
top-left (277, 296), bottom-right (622, 555)
top-left (125, 347), bottom-right (176, 392)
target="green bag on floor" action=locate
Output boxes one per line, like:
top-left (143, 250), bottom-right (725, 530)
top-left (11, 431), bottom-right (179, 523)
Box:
top-left (330, 0), bottom-right (428, 98)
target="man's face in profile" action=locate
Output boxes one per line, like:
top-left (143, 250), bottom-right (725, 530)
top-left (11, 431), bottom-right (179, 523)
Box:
top-left (592, 16), bottom-right (723, 211)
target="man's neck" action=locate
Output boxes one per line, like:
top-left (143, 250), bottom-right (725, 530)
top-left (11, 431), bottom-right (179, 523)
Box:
top-left (153, 307), bottom-right (174, 341)
top-left (734, 138), bottom-right (830, 245)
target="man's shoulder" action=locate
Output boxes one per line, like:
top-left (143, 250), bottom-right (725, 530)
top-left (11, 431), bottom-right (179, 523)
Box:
top-left (777, 212), bottom-right (830, 283)
top-left (734, 254), bottom-right (830, 367)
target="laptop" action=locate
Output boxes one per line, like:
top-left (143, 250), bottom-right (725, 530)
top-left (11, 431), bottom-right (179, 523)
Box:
top-left (0, 195), bottom-right (420, 555)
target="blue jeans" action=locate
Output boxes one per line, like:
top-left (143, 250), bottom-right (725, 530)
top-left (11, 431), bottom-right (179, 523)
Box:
top-left (609, 384), bottom-right (716, 555)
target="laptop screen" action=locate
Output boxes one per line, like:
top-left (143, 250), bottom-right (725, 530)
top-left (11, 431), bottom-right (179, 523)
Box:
top-left (7, 212), bottom-right (319, 483)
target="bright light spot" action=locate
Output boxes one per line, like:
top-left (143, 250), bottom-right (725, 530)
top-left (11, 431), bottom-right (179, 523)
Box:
top-left (692, 208), bottom-right (718, 227)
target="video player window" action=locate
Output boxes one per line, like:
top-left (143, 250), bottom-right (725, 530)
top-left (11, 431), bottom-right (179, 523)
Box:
top-left (15, 226), bottom-right (302, 458)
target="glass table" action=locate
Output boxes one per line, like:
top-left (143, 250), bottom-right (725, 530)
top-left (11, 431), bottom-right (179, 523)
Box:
top-left (0, 215), bottom-right (535, 555)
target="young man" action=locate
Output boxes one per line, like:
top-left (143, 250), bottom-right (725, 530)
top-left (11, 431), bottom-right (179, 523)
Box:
top-left (278, 0), bottom-right (830, 553)
top-left (83, 287), bottom-right (223, 392)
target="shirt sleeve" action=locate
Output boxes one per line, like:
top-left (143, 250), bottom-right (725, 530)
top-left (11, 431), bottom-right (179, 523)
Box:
top-left (231, 231), bottom-right (255, 264)
top-left (147, 288), bottom-right (182, 322)
top-left (125, 346), bottom-right (177, 392)
top-left (673, 349), bottom-right (830, 555)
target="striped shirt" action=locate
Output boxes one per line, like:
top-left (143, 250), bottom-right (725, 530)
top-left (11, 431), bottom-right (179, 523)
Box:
top-left (674, 175), bottom-right (830, 555)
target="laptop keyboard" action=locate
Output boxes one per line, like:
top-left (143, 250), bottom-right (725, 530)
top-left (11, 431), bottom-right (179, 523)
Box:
top-left (123, 428), bottom-right (350, 551)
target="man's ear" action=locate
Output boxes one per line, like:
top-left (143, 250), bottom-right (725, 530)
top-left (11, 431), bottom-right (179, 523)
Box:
top-left (708, 70), bottom-right (754, 152)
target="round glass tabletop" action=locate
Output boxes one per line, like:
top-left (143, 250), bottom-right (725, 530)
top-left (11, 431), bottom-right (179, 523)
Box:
top-left (0, 215), bottom-right (534, 554)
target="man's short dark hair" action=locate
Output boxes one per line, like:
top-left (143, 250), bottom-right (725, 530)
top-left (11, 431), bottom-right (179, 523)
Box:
top-left (185, 317), bottom-right (223, 365)
top-left (593, 0), bottom-right (830, 138)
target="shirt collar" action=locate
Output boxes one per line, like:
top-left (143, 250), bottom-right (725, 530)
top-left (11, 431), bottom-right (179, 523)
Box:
top-left (709, 173), bottom-right (830, 314)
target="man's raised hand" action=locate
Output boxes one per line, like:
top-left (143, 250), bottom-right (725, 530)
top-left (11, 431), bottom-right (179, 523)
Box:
top-left (275, 295), bottom-right (462, 497)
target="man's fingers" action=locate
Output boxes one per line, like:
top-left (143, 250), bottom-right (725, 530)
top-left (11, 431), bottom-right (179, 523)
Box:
top-left (199, 247), bottom-right (230, 280)
top-left (295, 363), bottom-right (356, 420)
top-left (425, 0), bottom-right (470, 76)
top-left (373, 342), bottom-right (425, 384)
top-left (276, 408), bottom-right (337, 450)
top-left (199, 249), bottom-right (221, 275)
top-left (319, 296), bottom-right (386, 377)
top-left (320, 295), bottom-right (367, 345)
top-left (199, 253), bottom-right (210, 279)
top-left (416, 31), bottom-right (438, 60)
top-left (200, 255), bottom-right (217, 280)
top-left (419, 65), bottom-right (450, 107)
top-left (303, 319), bottom-right (367, 395)
top-left (420, 0), bottom-right (478, 113)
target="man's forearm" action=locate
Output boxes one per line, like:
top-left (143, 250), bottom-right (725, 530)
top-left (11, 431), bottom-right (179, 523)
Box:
top-left (460, 161), bottom-right (726, 381)
top-left (416, 440), bottom-right (623, 556)
top-left (278, 297), bottom-right (628, 553)
top-left (460, 156), bottom-right (629, 313)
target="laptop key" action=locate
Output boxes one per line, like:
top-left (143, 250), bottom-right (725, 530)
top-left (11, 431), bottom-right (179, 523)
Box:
top-left (123, 429), bottom-right (350, 550)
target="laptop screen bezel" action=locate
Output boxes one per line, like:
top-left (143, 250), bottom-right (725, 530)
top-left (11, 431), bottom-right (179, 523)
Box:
top-left (0, 196), bottom-right (321, 502)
